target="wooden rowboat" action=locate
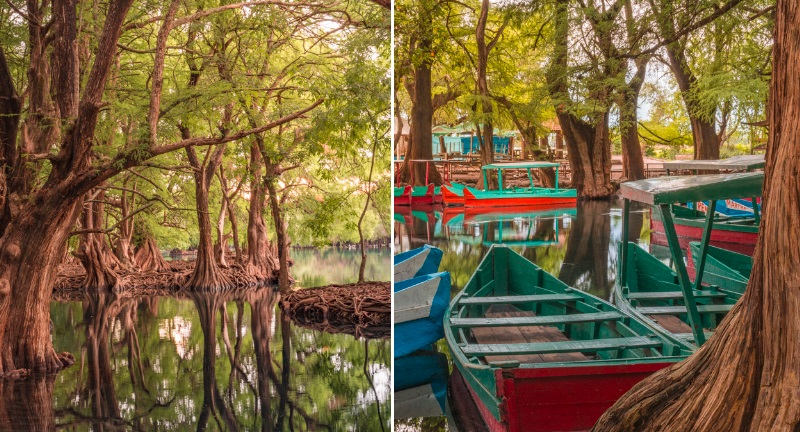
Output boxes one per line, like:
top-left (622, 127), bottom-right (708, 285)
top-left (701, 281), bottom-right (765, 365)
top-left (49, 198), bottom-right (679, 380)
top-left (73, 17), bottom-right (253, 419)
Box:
top-left (619, 171), bottom-right (761, 346)
top-left (394, 244), bottom-right (443, 282)
top-left (615, 242), bottom-right (740, 346)
top-left (445, 245), bottom-right (691, 432)
top-left (394, 351), bottom-right (449, 420)
top-left (687, 241), bottom-right (752, 295)
top-left (396, 271), bottom-right (451, 358)
top-left (651, 205), bottom-right (758, 256)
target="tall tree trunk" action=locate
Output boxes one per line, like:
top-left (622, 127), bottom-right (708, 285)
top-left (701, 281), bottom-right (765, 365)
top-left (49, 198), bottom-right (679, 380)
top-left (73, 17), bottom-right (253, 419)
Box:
top-left (474, 0), bottom-right (496, 190)
top-left (358, 136), bottom-right (379, 283)
top-left (264, 176), bottom-right (291, 292)
top-left (397, 2), bottom-right (443, 187)
top-left (0, 196), bottom-right (82, 374)
top-left (185, 143), bottom-right (231, 289)
top-left (595, 3), bottom-right (800, 429)
top-left (547, 0), bottom-right (613, 199)
top-left (75, 191), bottom-right (122, 291)
top-left (656, 4), bottom-right (721, 160)
top-left (245, 145), bottom-right (278, 281)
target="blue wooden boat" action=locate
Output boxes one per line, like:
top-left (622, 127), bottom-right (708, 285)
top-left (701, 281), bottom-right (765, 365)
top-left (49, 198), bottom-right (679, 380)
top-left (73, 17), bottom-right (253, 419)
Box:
top-left (395, 271), bottom-right (451, 357)
top-left (394, 245), bottom-right (444, 282)
top-left (394, 351), bottom-right (448, 420)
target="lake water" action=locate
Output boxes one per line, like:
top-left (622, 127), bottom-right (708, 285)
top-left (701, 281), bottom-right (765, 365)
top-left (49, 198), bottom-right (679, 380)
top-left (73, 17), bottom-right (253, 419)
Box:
top-left (6, 248), bottom-right (391, 431)
top-left (393, 201), bottom-right (652, 431)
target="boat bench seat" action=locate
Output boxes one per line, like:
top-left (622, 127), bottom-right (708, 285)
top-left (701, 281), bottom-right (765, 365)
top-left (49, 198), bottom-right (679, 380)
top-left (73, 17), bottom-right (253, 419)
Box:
top-left (461, 336), bottom-right (662, 356)
top-left (459, 293), bottom-right (581, 306)
top-left (627, 290), bottom-right (728, 301)
top-left (450, 311), bottom-right (624, 328)
top-left (637, 304), bottom-right (734, 315)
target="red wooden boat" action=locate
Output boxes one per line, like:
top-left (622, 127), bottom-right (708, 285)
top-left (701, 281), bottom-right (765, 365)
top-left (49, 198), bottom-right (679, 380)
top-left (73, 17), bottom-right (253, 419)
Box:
top-left (445, 246), bottom-right (692, 432)
top-left (650, 206), bottom-right (758, 256)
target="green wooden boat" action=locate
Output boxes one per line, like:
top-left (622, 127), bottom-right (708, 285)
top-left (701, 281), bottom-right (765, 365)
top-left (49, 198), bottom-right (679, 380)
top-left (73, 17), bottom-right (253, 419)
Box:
top-left (619, 171), bottom-right (762, 346)
top-left (615, 242), bottom-right (741, 345)
top-left (442, 162), bottom-right (577, 208)
top-left (445, 245), bottom-right (692, 432)
top-left (688, 241), bottom-right (752, 295)
top-left (394, 184), bottom-right (442, 205)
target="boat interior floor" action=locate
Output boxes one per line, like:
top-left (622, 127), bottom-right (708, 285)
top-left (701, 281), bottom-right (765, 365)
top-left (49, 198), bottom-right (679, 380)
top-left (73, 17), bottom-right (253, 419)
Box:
top-left (651, 315), bottom-right (692, 334)
top-left (470, 305), bottom-right (590, 365)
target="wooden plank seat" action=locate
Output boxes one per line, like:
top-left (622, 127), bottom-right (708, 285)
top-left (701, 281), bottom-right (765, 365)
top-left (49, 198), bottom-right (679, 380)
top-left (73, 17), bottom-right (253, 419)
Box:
top-left (450, 311), bottom-right (624, 328)
top-left (459, 293), bottom-right (581, 306)
top-left (461, 336), bottom-right (662, 357)
top-left (627, 290), bottom-right (727, 301)
top-left (637, 304), bottom-right (734, 315)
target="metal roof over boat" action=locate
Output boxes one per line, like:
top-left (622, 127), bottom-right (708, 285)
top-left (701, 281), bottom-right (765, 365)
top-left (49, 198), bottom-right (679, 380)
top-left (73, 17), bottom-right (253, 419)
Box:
top-left (481, 161), bottom-right (561, 169)
top-left (620, 172), bottom-right (764, 205)
top-left (662, 154), bottom-right (765, 171)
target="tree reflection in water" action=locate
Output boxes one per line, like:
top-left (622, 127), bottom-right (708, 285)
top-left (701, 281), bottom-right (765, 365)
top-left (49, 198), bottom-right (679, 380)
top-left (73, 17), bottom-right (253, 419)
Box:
top-left (12, 285), bottom-right (391, 431)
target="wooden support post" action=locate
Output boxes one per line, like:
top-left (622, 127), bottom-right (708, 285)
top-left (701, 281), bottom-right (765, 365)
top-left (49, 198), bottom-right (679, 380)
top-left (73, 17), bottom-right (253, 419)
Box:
top-left (659, 204), bottom-right (707, 346)
top-left (482, 168), bottom-right (489, 191)
top-left (497, 169), bottom-right (503, 191)
top-left (620, 199), bottom-right (630, 288)
top-left (693, 200), bottom-right (718, 291)
top-left (526, 168), bottom-right (534, 189)
top-left (425, 161), bottom-right (430, 184)
top-left (752, 197), bottom-right (760, 224)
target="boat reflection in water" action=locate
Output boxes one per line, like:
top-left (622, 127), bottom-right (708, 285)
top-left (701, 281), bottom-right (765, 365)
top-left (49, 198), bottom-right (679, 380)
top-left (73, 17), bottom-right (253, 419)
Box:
top-left (394, 201), bottom-right (651, 432)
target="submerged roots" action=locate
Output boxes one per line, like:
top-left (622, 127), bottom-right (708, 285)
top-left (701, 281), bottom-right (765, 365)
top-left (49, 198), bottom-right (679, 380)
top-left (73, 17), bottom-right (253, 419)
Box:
top-left (279, 282), bottom-right (390, 332)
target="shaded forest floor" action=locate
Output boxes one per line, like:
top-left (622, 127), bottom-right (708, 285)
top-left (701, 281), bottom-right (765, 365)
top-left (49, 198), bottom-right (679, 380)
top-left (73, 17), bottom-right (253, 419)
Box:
top-left (279, 282), bottom-right (391, 337)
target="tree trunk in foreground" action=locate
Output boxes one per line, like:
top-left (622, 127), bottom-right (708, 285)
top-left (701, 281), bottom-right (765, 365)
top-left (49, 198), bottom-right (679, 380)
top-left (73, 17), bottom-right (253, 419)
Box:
top-left (0, 197), bottom-right (81, 374)
top-left (595, 4), bottom-right (800, 429)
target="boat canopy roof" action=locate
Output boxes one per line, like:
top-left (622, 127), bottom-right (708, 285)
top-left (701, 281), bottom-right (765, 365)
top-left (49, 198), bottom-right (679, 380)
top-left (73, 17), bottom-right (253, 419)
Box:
top-left (662, 155), bottom-right (765, 171)
top-left (620, 172), bottom-right (764, 205)
top-left (482, 161), bottom-right (560, 170)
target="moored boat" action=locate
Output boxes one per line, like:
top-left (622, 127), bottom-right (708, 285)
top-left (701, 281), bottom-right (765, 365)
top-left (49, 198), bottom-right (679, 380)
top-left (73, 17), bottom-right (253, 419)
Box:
top-left (396, 271), bottom-right (451, 357)
top-left (394, 351), bottom-right (449, 420)
top-left (394, 244), bottom-right (444, 282)
top-left (445, 245), bottom-right (691, 432)
top-left (615, 242), bottom-right (740, 346)
top-left (650, 205), bottom-right (758, 256)
top-left (394, 184), bottom-right (442, 206)
top-left (618, 171), bottom-right (761, 346)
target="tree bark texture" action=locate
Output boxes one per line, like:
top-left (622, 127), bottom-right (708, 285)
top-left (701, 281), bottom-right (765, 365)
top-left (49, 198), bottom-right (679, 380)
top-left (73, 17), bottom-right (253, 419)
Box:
top-left (397, 3), bottom-right (443, 187)
top-left (134, 236), bottom-right (169, 273)
top-left (595, 3), bottom-right (800, 430)
top-left (245, 145), bottom-right (279, 281)
top-left (547, 0), bottom-right (613, 199)
top-left (185, 144), bottom-right (232, 289)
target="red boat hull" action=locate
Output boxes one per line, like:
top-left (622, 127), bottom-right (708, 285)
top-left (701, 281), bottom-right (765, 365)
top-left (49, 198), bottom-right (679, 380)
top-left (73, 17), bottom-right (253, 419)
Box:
top-left (467, 362), bottom-right (674, 432)
top-left (650, 218), bottom-right (757, 256)
top-left (442, 185), bottom-right (465, 206)
top-left (464, 196), bottom-right (577, 209)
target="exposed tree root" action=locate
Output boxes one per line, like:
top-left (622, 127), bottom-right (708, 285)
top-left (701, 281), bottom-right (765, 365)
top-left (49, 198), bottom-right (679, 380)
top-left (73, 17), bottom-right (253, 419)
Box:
top-left (53, 260), bottom-right (279, 296)
top-left (278, 282), bottom-right (390, 330)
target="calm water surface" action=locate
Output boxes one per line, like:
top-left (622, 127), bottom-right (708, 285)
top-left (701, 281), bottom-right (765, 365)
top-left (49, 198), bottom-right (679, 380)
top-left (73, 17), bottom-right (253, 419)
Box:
top-left (8, 248), bottom-right (390, 431)
top-left (393, 201), bottom-right (653, 431)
